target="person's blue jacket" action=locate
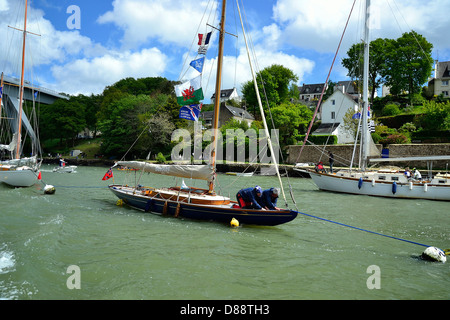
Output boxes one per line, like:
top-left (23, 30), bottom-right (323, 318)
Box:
top-left (261, 188), bottom-right (278, 210)
top-left (237, 187), bottom-right (263, 209)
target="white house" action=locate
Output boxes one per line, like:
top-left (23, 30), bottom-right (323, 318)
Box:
top-left (427, 60), bottom-right (450, 98)
top-left (312, 88), bottom-right (359, 144)
top-left (210, 88), bottom-right (241, 103)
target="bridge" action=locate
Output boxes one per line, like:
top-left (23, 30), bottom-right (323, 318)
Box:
top-left (1, 74), bottom-right (68, 146)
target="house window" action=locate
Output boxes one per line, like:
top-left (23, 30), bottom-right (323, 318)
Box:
top-left (442, 80), bottom-right (449, 86)
top-left (332, 99), bottom-right (335, 105)
top-left (331, 111), bottom-right (335, 119)
top-left (443, 91), bottom-right (449, 96)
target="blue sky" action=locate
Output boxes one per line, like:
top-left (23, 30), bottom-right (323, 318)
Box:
top-left (1, 0), bottom-right (449, 102)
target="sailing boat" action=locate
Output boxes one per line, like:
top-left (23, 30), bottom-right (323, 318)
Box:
top-left (108, 0), bottom-right (297, 226)
top-left (296, 0), bottom-right (450, 201)
top-left (0, 0), bottom-right (41, 188)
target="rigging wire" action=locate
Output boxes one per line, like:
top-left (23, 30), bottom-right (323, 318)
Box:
top-left (294, 0), bottom-right (358, 165)
top-left (178, 0), bottom-right (216, 82)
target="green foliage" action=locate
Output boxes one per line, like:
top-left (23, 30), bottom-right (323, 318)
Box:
top-left (342, 38), bottom-right (389, 102)
top-left (379, 133), bottom-right (409, 145)
top-left (371, 132), bottom-right (382, 144)
top-left (242, 64), bottom-right (298, 116)
top-left (398, 122), bottom-right (416, 133)
top-left (268, 102), bottom-right (313, 146)
top-left (416, 101), bottom-right (450, 131)
top-left (382, 103), bottom-right (401, 116)
top-left (342, 31), bottom-right (433, 102)
top-left (99, 93), bottom-right (176, 157)
top-left (383, 31), bottom-right (433, 98)
top-left (39, 97), bottom-right (87, 146)
top-left (155, 152), bottom-right (166, 163)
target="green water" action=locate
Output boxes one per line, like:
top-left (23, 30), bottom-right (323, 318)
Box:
top-left (0, 164), bottom-right (449, 300)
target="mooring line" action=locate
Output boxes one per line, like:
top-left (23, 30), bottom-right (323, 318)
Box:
top-left (53, 185), bottom-right (108, 189)
top-left (295, 211), bottom-right (432, 248)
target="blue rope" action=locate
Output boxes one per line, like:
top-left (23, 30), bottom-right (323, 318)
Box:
top-left (294, 211), bottom-right (431, 248)
top-left (54, 185), bottom-right (108, 188)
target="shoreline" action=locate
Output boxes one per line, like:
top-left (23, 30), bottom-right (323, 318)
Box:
top-left (41, 158), bottom-right (310, 177)
top-left (42, 157), bottom-right (449, 177)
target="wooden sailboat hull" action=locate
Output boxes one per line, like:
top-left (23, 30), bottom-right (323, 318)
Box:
top-left (109, 185), bottom-right (298, 226)
top-left (0, 168), bottom-right (38, 187)
top-left (308, 170), bottom-right (450, 201)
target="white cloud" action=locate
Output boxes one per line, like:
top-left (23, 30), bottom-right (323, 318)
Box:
top-left (0, 1), bottom-right (107, 74)
top-left (197, 47), bottom-right (314, 102)
top-left (97, 0), bottom-right (217, 49)
top-left (49, 48), bottom-right (167, 95)
top-left (0, 0), bottom-right (9, 11)
top-left (273, 0), bottom-right (450, 55)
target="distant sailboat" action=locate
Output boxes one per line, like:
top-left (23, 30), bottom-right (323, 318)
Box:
top-left (108, 0), bottom-right (298, 226)
top-left (295, 0), bottom-right (450, 201)
top-left (0, 0), bottom-right (42, 187)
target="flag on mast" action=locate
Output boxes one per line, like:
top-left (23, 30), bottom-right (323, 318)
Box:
top-left (174, 75), bottom-right (204, 106)
top-left (189, 57), bottom-right (205, 73)
top-left (179, 104), bottom-right (202, 121)
top-left (102, 168), bottom-right (113, 181)
top-left (198, 32), bottom-right (211, 46)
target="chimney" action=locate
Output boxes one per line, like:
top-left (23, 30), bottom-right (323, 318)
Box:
top-left (435, 60), bottom-right (438, 79)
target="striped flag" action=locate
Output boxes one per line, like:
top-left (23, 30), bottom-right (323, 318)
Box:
top-left (198, 32), bottom-right (211, 46)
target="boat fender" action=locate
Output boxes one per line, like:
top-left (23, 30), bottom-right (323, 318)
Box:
top-left (230, 218), bottom-right (239, 227)
top-left (358, 177), bottom-right (363, 189)
top-left (371, 179), bottom-right (375, 187)
top-left (175, 203), bottom-right (181, 218)
top-left (424, 183), bottom-right (428, 192)
top-left (163, 201), bottom-right (168, 215)
top-left (392, 182), bottom-right (397, 194)
top-left (144, 199), bottom-right (152, 212)
top-left (421, 247), bottom-right (446, 263)
top-left (409, 182), bottom-right (413, 190)
top-left (44, 185), bottom-right (55, 195)
top-left (116, 199), bottom-right (123, 206)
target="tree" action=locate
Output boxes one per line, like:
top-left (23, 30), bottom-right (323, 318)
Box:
top-left (39, 98), bottom-right (86, 147)
top-left (417, 101), bottom-right (450, 131)
top-left (71, 94), bottom-right (101, 138)
top-left (268, 102), bottom-right (313, 146)
top-left (342, 31), bottom-right (433, 102)
top-left (241, 64), bottom-right (298, 118)
top-left (342, 38), bottom-right (389, 102)
top-left (382, 31), bottom-right (433, 99)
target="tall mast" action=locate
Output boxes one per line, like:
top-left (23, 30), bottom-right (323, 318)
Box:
top-left (209, 0), bottom-right (227, 193)
top-left (16, 0), bottom-right (28, 159)
top-left (0, 73), bottom-right (4, 121)
top-left (236, 0), bottom-right (287, 205)
top-left (361, 0), bottom-right (370, 170)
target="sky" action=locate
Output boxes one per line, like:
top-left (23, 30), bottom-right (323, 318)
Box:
top-left (1, 0), bottom-right (450, 102)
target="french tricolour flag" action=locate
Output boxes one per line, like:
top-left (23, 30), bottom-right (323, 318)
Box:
top-left (198, 32), bottom-right (211, 46)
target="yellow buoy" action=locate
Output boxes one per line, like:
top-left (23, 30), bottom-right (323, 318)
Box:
top-left (230, 218), bottom-right (239, 227)
top-left (116, 199), bottom-right (123, 206)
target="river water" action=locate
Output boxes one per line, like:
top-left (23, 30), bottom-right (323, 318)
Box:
top-left (0, 164), bottom-right (448, 300)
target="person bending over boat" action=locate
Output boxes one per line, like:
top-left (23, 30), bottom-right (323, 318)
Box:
top-left (236, 186), bottom-right (265, 210)
top-left (261, 187), bottom-right (281, 211)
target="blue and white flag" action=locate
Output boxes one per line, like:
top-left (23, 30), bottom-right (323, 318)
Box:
top-left (179, 104), bottom-right (202, 122)
top-left (190, 57), bottom-right (205, 73)
top-left (0, 86), bottom-right (2, 99)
